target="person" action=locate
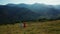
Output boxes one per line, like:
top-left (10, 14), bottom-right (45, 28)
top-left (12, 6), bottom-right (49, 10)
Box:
top-left (23, 22), bottom-right (26, 28)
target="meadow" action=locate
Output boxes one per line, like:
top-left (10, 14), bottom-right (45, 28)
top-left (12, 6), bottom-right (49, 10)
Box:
top-left (0, 20), bottom-right (60, 34)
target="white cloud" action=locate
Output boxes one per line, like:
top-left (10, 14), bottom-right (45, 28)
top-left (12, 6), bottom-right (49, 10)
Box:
top-left (0, 0), bottom-right (60, 5)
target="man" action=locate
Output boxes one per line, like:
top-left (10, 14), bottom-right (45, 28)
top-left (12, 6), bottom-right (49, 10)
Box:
top-left (23, 22), bottom-right (26, 28)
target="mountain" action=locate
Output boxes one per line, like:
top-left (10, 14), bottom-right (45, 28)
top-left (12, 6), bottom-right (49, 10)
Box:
top-left (0, 3), bottom-right (60, 24)
top-left (0, 5), bottom-right (40, 24)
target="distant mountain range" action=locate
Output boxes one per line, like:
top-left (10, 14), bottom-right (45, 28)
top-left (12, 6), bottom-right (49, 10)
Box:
top-left (0, 3), bottom-right (60, 23)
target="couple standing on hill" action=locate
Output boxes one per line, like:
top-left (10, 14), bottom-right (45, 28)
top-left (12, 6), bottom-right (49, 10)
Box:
top-left (20, 22), bottom-right (26, 28)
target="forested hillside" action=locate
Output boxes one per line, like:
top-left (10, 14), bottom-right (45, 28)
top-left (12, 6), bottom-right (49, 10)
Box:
top-left (0, 3), bottom-right (60, 24)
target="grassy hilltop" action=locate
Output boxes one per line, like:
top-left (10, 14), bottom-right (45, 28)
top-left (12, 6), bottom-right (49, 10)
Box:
top-left (0, 20), bottom-right (60, 34)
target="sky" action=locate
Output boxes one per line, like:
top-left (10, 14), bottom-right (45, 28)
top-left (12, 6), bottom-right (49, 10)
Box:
top-left (0, 0), bottom-right (60, 5)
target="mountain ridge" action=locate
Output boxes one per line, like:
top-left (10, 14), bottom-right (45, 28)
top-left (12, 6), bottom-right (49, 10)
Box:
top-left (0, 3), bottom-right (60, 23)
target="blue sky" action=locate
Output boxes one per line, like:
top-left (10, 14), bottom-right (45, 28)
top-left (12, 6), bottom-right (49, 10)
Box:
top-left (0, 0), bottom-right (60, 5)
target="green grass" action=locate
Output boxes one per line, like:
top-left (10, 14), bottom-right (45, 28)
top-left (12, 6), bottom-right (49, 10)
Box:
top-left (0, 20), bottom-right (60, 34)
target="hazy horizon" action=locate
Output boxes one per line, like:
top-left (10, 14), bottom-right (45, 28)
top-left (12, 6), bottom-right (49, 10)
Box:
top-left (0, 0), bottom-right (60, 5)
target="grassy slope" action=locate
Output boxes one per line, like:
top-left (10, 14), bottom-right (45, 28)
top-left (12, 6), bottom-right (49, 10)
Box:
top-left (0, 20), bottom-right (60, 34)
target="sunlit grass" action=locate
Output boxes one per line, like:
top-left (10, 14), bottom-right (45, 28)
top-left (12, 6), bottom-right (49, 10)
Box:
top-left (0, 20), bottom-right (60, 34)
